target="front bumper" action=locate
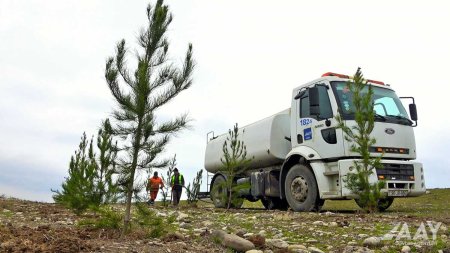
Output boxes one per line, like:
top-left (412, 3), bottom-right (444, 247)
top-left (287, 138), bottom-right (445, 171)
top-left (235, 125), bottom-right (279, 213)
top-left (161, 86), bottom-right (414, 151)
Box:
top-left (339, 159), bottom-right (426, 198)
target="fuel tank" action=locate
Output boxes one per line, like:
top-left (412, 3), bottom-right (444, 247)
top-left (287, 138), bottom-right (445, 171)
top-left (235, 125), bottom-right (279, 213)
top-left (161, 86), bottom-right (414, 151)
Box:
top-left (204, 109), bottom-right (291, 173)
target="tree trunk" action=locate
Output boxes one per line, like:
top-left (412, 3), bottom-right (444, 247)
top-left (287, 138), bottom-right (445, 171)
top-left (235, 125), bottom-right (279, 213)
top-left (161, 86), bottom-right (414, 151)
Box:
top-left (123, 121), bottom-right (142, 232)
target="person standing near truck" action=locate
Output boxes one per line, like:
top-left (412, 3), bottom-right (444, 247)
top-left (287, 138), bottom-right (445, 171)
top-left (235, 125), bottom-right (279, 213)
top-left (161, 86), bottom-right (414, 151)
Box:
top-left (147, 171), bottom-right (164, 205)
top-left (171, 168), bottom-right (184, 206)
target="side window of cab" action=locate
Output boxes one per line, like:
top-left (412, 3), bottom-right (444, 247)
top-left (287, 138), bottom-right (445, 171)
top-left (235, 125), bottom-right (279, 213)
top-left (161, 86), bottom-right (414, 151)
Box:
top-left (299, 85), bottom-right (333, 120)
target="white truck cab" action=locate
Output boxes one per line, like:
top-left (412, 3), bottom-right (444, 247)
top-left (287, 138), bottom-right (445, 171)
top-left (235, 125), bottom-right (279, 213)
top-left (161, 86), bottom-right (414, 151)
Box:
top-left (205, 72), bottom-right (425, 211)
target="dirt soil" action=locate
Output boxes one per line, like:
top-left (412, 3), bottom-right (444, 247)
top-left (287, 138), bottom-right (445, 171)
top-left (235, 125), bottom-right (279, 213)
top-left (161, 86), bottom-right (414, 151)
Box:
top-left (1, 190), bottom-right (449, 253)
top-left (0, 197), bottom-right (218, 253)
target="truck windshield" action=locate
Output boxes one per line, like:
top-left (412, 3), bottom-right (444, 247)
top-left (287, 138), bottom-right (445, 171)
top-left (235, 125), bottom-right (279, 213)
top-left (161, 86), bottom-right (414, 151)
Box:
top-left (331, 81), bottom-right (412, 126)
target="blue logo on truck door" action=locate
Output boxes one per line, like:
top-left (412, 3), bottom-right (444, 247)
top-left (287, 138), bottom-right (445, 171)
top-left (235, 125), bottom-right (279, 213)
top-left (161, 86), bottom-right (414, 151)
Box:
top-left (304, 127), bottom-right (312, 140)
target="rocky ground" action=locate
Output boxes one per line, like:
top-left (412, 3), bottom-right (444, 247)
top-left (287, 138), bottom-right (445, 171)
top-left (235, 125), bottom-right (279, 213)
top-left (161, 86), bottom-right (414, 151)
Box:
top-left (0, 189), bottom-right (449, 253)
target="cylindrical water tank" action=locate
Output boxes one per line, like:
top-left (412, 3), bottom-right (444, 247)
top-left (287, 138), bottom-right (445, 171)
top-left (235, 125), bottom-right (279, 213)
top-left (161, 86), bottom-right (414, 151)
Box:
top-left (204, 109), bottom-right (291, 173)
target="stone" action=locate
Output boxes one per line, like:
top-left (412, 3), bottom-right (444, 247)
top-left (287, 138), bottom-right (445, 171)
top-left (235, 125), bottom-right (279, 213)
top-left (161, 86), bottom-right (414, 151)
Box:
top-left (168, 232), bottom-right (185, 240)
top-left (179, 228), bottom-right (189, 233)
top-left (362, 237), bottom-right (382, 248)
top-left (266, 239), bottom-right (288, 249)
top-left (212, 229), bottom-right (255, 252)
top-left (401, 245), bottom-right (411, 253)
top-left (202, 220), bottom-right (213, 227)
top-left (156, 212), bottom-right (167, 217)
top-left (175, 241), bottom-right (187, 247)
top-left (306, 238), bottom-right (318, 243)
top-left (324, 211), bottom-right (335, 216)
top-left (212, 229), bottom-right (227, 240)
top-left (312, 221), bottom-right (325, 226)
top-left (343, 246), bottom-right (374, 253)
top-left (181, 222), bottom-right (193, 229)
top-left (193, 228), bottom-right (207, 234)
top-left (290, 249), bottom-right (308, 253)
top-left (347, 241), bottom-right (358, 246)
top-left (288, 244), bottom-right (307, 251)
top-left (176, 212), bottom-right (189, 221)
top-left (222, 233), bottom-right (255, 252)
top-left (247, 234), bottom-right (265, 248)
top-left (308, 247), bottom-right (325, 253)
top-left (329, 221), bottom-right (338, 227)
top-left (243, 233), bottom-right (254, 238)
top-left (358, 234), bottom-right (368, 238)
top-left (236, 229), bottom-right (247, 237)
top-left (273, 233), bottom-right (283, 239)
top-left (380, 246), bottom-right (390, 252)
top-left (245, 250), bottom-right (263, 253)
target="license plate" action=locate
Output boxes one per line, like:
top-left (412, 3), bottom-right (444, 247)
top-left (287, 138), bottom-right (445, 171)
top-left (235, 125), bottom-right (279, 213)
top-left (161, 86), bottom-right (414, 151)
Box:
top-left (388, 190), bottom-right (409, 197)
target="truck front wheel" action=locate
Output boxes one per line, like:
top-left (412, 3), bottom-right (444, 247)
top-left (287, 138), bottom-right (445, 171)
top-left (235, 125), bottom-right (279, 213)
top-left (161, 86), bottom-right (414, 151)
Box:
top-left (284, 164), bottom-right (321, 212)
top-left (355, 197), bottom-right (394, 212)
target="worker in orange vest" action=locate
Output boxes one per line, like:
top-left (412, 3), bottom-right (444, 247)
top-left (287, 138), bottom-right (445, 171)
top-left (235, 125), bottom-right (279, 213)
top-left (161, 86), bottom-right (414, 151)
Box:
top-left (147, 171), bottom-right (164, 205)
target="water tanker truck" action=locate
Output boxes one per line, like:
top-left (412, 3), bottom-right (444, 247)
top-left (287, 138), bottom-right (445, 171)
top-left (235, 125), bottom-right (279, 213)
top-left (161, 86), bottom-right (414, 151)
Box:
top-left (204, 72), bottom-right (425, 211)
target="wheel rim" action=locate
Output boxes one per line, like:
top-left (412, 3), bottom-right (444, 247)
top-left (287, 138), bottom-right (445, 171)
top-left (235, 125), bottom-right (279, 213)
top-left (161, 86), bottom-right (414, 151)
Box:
top-left (212, 177), bottom-right (226, 207)
top-left (290, 176), bottom-right (308, 202)
top-left (212, 186), bottom-right (223, 205)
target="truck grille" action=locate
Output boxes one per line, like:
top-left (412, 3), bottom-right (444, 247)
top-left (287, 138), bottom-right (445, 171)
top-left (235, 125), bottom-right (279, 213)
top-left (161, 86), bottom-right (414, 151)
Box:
top-left (376, 164), bottom-right (414, 181)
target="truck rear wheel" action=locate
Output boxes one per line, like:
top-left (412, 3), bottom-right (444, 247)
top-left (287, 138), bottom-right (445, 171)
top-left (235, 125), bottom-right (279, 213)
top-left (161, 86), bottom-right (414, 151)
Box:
top-left (211, 175), bottom-right (244, 209)
top-left (211, 175), bottom-right (227, 208)
top-left (284, 164), bottom-right (321, 212)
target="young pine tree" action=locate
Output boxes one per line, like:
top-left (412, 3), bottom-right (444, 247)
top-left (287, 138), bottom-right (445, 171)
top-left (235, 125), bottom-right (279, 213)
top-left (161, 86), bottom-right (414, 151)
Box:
top-left (160, 155), bottom-right (176, 207)
top-left (336, 68), bottom-right (385, 212)
top-left (186, 169), bottom-right (203, 205)
top-left (53, 120), bottom-right (119, 214)
top-left (217, 123), bottom-right (252, 209)
top-left (52, 133), bottom-right (97, 215)
top-left (105, 0), bottom-right (194, 228)
top-left (93, 119), bottom-right (119, 204)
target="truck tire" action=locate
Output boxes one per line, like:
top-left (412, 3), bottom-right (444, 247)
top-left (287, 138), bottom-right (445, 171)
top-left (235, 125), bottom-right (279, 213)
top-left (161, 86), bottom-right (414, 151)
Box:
top-left (211, 175), bottom-right (227, 208)
top-left (230, 196), bottom-right (244, 209)
top-left (211, 175), bottom-right (244, 209)
top-left (377, 197), bottom-right (394, 211)
top-left (355, 197), bottom-right (394, 212)
top-left (284, 164), bottom-right (321, 212)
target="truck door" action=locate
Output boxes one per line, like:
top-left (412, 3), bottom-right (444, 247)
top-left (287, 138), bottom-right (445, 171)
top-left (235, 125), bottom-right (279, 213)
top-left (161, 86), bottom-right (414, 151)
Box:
top-left (296, 84), bottom-right (344, 159)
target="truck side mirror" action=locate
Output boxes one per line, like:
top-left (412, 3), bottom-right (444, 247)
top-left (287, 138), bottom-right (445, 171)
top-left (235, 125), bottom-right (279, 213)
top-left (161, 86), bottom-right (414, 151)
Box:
top-left (409, 103), bottom-right (418, 121)
top-left (400, 96), bottom-right (418, 127)
top-left (309, 87), bottom-right (320, 116)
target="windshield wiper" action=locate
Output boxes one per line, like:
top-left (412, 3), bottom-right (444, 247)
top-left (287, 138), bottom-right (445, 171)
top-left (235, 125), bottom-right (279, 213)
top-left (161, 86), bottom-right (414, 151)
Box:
top-left (386, 115), bottom-right (413, 125)
top-left (374, 113), bottom-right (386, 121)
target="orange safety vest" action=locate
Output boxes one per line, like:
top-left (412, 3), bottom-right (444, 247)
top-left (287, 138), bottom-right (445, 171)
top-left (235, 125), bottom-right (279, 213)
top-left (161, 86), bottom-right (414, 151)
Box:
top-left (149, 177), bottom-right (164, 191)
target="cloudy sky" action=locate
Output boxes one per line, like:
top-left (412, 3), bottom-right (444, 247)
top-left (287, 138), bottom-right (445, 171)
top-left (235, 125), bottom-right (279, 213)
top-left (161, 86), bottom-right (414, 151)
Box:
top-left (1, 1), bottom-right (449, 202)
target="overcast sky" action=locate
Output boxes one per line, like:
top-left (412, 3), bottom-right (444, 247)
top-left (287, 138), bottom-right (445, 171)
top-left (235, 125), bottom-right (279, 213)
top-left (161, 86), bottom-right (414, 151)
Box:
top-left (1, 1), bottom-right (449, 202)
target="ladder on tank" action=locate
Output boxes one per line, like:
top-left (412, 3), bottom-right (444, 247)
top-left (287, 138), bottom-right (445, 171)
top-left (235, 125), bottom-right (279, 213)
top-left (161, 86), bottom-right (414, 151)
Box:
top-left (197, 131), bottom-right (216, 199)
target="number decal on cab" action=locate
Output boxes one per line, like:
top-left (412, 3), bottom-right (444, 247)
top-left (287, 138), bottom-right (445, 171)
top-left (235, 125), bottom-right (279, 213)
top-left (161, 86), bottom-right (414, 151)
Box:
top-left (300, 118), bottom-right (313, 126)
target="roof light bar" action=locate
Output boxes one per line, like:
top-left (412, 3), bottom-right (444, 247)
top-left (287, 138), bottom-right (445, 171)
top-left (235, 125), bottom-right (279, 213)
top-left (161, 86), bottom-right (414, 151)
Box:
top-left (321, 72), bottom-right (350, 79)
top-left (322, 72), bottom-right (385, 85)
